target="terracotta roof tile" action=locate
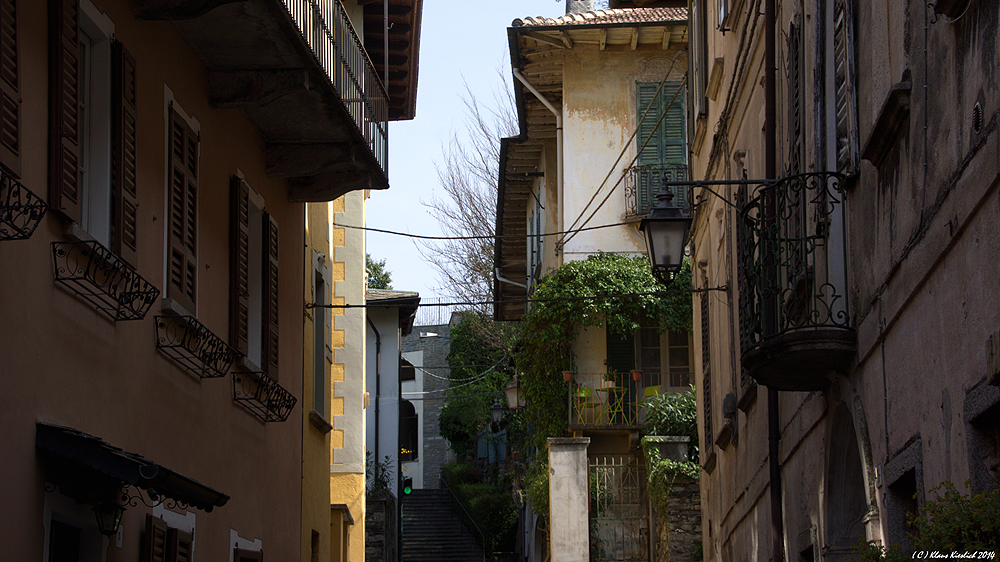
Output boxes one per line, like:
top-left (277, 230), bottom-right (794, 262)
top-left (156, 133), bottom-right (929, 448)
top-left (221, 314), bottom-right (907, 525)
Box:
top-left (513, 7), bottom-right (687, 28)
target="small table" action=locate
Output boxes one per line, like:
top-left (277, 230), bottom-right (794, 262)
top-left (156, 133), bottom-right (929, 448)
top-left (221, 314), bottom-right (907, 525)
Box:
top-left (597, 386), bottom-right (628, 424)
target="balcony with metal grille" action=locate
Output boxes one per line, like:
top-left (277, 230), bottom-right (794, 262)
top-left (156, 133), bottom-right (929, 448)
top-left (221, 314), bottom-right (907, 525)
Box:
top-left (155, 315), bottom-right (240, 378)
top-left (133, 0), bottom-right (417, 201)
top-left (737, 172), bottom-right (856, 391)
top-left (568, 371), bottom-right (693, 431)
top-left (623, 164), bottom-right (689, 221)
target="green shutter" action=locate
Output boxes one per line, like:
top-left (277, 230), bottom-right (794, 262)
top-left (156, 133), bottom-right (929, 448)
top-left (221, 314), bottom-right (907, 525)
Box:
top-left (607, 328), bottom-right (635, 374)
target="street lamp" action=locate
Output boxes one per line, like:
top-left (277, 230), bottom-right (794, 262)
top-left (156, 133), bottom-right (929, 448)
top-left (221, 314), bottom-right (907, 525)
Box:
top-left (504, 375), bottom-right (526, 410)
top-left (639, 176), bottom-right (693, 286)
top-left (92, 502), bottom-right (124, 536)
top-left (489, 399), bottom-right (504, 429)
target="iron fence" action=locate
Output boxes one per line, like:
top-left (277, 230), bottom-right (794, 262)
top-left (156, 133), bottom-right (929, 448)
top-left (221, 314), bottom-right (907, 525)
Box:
top-left (589, 454), bottom-right (649, 562)
top-left (623, 163), bottom-right (690, 220)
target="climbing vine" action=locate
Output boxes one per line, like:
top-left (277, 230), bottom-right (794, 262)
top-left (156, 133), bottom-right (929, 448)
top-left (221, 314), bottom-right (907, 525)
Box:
top-left (514, 252), bottom-right (693, 512)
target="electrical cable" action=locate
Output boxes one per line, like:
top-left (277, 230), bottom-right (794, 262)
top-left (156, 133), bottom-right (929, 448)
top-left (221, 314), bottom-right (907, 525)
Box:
top-left (335, 219), bottom-right (639, 241)
top-left (401, 356), bottom-right (507, 395)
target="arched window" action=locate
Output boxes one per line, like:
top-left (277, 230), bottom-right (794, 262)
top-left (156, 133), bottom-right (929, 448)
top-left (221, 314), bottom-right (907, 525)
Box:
top-left (399, 400), bottom-right (418, 461)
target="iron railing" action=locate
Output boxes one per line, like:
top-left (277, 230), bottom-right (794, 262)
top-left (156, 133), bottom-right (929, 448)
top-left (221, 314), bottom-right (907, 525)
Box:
top-left (589, 454), bottom-right (649, 562)
top-left (282, 0), bottom-right (388, 178)
top-left (623, 163), bottom-right (689, 220)
top-left (232, 369), bottom-right (297, 422)
top-left (52, 240), bottom-right (160, 321)
top-left (737, 171), bottom-right (851, 355)
top-left (155, 315), bottom-right (240, 378)
top-left (439, 476), bottom-right (487, 561)
top-left (569, 372), bottom-right (693, 428)
top-left (0, 172), bottom-right (47, 240)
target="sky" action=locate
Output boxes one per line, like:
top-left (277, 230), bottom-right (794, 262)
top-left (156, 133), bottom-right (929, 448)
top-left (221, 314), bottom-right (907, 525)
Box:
top-left (365, 0), bottom-right (568, 307)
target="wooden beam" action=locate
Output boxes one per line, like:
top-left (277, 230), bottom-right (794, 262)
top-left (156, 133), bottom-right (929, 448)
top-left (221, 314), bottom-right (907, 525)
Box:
top-left (631, 28), bottom-right (639, 50)
top-left (599, 29), bottom-right (607, 50)
top-left (524, 32), bottom-right (567, 49)
top-left (662, 28), bottom-right (671, 50)
top-left (559, 31), bottom-right (574, 49)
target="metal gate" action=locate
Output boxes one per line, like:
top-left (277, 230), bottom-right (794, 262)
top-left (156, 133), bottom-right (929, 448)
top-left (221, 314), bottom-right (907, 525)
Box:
top-left (589, 455), bottom-right (650, 561)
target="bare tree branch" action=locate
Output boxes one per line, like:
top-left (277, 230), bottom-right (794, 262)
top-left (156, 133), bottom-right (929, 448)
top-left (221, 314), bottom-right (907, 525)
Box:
top-left (419, 64), bottom-right (518, 314)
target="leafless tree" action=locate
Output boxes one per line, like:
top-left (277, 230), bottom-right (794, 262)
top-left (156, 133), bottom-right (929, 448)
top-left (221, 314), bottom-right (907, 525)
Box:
top-left (420, 67), bottom-right (517, 313)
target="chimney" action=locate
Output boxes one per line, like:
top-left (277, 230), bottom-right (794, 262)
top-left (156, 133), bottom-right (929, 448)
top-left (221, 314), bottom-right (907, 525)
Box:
top-left (566, 0), bottom-right (594, 14)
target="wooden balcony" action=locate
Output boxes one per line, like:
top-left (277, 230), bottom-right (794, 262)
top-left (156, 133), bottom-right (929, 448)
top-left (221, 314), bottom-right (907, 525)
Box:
top-left (135, 0), bottom-right (390, 201)
top-left (568, 371), bottom-right (692, 431)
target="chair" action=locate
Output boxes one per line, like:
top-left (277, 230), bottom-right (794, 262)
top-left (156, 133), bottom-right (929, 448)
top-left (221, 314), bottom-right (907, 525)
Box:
top-left (575, 386), bottom-right (603, 424)
top-left (638, 385), bottom-right (662, 424)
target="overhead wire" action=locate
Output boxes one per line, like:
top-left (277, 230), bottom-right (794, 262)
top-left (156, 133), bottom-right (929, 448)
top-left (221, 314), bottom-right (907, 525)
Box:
top-left (401, 356), bottom-right (507, 395)
top-left (334, 220), bottom-right (641, 241)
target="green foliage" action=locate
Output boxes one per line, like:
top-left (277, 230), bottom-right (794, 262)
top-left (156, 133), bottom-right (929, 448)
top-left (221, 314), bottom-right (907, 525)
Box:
top-left (438, 313), bottom-right (518, 456)
top-left (643, 441), bottom-right (699, 517)
top-left (365, 451), bottom-right (393, 497)
top-left (366, 253), bottom-right (393, 289)
top-left (644, 387), bottom-right (699, 463)
top-left (514, 253), bottom-right (693, 514)
top-left (441, 462), bottom-right (519, 553)
top-left (849, 480), bottom-right (1000, 561)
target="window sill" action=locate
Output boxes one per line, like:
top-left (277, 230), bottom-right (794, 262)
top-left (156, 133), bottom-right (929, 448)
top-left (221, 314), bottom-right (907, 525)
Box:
top-left (160, 297), bottom-right (194, 318)
top-left (309, 410), bottom-right (333, 434)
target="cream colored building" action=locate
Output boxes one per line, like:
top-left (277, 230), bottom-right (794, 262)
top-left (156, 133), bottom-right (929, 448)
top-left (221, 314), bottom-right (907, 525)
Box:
top-left (684, 0), bottom-right (1000, 558)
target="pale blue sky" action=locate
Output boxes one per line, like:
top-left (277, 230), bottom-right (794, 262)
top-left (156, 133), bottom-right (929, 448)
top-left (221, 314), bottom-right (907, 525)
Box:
top-left (366, 1), bottom-right (566, 302)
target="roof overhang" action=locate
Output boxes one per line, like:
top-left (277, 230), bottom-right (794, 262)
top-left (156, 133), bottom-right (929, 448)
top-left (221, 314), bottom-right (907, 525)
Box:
top-left (364, 0), bottom-right (424, 121)
top-left (366, 290), bottom-right (421, 336)
top-left (36, 423), bottom-right (230, 512)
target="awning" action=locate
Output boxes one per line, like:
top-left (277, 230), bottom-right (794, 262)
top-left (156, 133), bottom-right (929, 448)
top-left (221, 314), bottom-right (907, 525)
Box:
top-left (36, 423), bottom-right (229, 512)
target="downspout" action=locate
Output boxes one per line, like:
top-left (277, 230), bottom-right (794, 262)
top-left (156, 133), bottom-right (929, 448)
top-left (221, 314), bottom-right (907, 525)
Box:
top-left (512, 68), bottom-right (563, 253)
top-left (764, 0), bottom-right (785, 558)
top-left (367, 316), bottom-right (382, 469)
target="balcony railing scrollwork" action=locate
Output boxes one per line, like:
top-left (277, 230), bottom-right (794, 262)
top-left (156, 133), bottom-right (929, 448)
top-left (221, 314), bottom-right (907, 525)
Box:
top-left (232, 370), bottom-right (297, 423)
top-left (0, 172), bottom-right (48, 240)
top-left (52, 241), bottom-right (160, 321)
top-left (737, 171), bottom-right (856, 390)
top-left (155, 315), bottom-right (240, 378)
top-left (282, 0), bottom-right (388, 177)
top-left (623, 163), bottom-right (689, 220)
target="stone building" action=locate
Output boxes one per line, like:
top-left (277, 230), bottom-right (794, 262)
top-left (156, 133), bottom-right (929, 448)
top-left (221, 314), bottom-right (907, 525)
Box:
top-left (683, 0), bottom-right (1000, 557)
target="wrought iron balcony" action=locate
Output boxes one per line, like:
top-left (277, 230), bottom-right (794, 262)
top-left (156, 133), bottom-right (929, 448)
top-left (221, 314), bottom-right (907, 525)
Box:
top-left (232, 369), bottom-right (297, 423)
top-left (623, 164), bottom-right (690, 220)
top-left (568, 371), bottom-right (693, 430)
top-left (155, 315), bottom-right (240, 378)
top-left (737, 171), bottom-right (856, 391)
top-left (52, 241), bottom-right (160, 321)
top-left (283, 0), bottom-right (388, 176)
top-left (0, 171), bottom-right (47, 240)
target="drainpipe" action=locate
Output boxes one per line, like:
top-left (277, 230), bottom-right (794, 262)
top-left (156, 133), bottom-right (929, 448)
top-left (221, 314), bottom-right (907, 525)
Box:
top-left (512, 68), bottom-right (563, 254)
top-left (496, 268), bottom-right (528, 289)
top-left (367, 316), bottom-right (382, 468)
top-left (764, 0), bottom-right (785, 557)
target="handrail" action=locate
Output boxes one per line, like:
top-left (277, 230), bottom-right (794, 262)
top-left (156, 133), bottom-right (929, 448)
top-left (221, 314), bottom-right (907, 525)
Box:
top-left (439, 476), bottom-right (487, 562)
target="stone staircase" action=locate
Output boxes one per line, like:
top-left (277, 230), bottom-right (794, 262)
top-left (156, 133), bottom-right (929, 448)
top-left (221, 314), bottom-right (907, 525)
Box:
top-left (400, 488), bottom-right (485, 562)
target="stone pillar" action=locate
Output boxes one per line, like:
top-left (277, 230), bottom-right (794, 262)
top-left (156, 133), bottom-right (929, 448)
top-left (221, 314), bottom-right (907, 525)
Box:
top-left (547, 437), bottom-right (590, 562)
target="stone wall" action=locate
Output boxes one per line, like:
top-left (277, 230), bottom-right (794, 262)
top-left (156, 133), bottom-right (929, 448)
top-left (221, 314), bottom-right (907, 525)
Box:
top-left (365, 490), bottom-right (398, 562)
top-left (401, 322), bottom-right (455, 488)
top-left (655, 477), bottom-right (701, 562)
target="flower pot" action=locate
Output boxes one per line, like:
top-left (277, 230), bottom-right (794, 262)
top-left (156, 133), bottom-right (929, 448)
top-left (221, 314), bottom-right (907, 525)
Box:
top-left (562, 371), bottom-right (573, 382)
top-left (631, 370), bottom-right (642, 382)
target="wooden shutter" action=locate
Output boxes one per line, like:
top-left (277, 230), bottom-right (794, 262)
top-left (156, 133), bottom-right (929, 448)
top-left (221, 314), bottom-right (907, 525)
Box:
top-left (607, 328), bottom-right (635, 375)
top-left (230, 176), bottom-right (250, 355)
top-left (636, 83), bottom-right (662, 167)
top-left (262, 211), bottom-right (279, 378)
top-left (0, 0), bottom-right (20, 177)
top-left (143, 514), bottom-right (169, 562)
top-left (166, 528), bottom-right (193, 562)
top-left (167, 108), bottom-right (197, 312)
top-left (660, 81), bottom-right (687, 165)
top-left (49, 0), bottom-right (80, 221)
top-left (112, 41), bottom-right (138, 265)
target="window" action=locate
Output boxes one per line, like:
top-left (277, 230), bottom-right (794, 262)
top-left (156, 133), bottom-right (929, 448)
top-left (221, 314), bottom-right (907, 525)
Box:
top-left (49, 0), bottom-right (138, 264)
top-left (166, 105), bottom-right (198, 312)
top-left (399, 399), bottom-right (418, 461)
top-left (635, 81), bottom-right (687, 215)
top-left (142, 514), bottom-right (192, 562)
top-left (231, 175), bottom-right (279, 377)
top-left (234, 548), bottom-right (263, 562)
top-left (608, 322), bottom-right (691, 392)
top-left (313, 252), bottom-right (331, 417)
top-left (399, 357), bottom-right (415, 382)
top-left (0, 0), bottom-right (21, 177)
